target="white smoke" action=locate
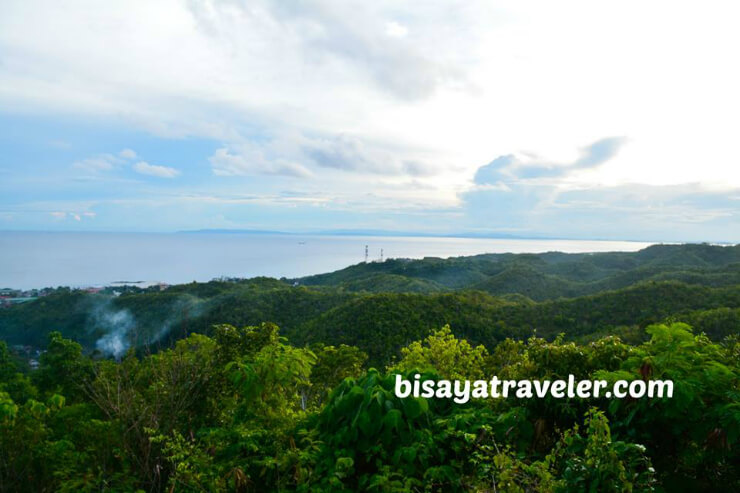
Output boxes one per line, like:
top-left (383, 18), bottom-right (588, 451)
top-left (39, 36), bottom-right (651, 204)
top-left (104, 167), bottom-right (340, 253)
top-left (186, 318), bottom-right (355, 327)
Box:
top-left (86, 293), bottom-right (205, 357)
top-left (90, 303), bottom-right (136, 358)
top-left (146, 295), bottom-right (206, 346)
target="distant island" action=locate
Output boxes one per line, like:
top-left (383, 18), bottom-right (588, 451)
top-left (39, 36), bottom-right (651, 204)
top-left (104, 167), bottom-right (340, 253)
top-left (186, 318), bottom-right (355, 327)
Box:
top-left (177, 227), bottom-right (631, 241)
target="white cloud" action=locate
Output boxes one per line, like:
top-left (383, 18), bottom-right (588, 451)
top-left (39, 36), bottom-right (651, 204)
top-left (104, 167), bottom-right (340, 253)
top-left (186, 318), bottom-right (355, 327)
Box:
top-left (0, 0), bottom-right (477, 184)
top-left (72, 150), bottom-right (139, 174)
top-left (49, 210), bottom-right (95, 221)
top-left (474, 138), bottom-right (628, 184)
top-left (72, 154), bottom-right (119, 172)
top-left (385, 21), bottom-right (408, 38)
top-left (119, 148), bottom-right (137, 159)
top-left (209, 147), bottom-right (311, 178)
top-left (133, 161), bottom-right (180, 178)
top-left (2, 0), bottom-right (740, 238)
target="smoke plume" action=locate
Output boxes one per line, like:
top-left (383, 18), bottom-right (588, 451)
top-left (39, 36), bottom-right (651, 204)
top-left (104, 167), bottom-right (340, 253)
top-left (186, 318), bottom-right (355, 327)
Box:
top-left (88, 300), bottom-right (136, 358)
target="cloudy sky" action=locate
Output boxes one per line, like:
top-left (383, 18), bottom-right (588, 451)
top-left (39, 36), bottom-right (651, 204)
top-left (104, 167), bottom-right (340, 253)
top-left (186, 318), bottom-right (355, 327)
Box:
top-left (1, 0), bottom-right (738, 241)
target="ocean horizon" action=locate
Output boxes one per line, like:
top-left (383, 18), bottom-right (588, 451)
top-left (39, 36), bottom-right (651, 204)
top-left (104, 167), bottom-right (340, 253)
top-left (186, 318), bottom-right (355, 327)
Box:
top-left (0, 230), bottom-right (653, 290)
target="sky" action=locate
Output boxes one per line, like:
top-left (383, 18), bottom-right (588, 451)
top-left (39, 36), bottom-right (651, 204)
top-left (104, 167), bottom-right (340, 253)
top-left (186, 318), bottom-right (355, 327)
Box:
top-left (0, 0), bottom-right (738, 242)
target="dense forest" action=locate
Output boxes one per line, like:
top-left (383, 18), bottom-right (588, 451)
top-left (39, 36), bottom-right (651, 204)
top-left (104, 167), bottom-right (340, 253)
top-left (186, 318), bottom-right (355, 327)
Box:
top-left (1, 244), bottom-right (739, 491)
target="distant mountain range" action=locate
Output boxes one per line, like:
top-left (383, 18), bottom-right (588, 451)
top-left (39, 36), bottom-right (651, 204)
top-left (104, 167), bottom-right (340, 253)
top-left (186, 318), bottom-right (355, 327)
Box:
top-left (178, 228), bottom-right (605, 241)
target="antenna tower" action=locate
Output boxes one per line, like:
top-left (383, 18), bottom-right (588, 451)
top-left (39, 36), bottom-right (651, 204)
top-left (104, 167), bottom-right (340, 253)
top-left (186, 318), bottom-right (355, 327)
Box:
top-left (365, 245), bottom-right (369, 263)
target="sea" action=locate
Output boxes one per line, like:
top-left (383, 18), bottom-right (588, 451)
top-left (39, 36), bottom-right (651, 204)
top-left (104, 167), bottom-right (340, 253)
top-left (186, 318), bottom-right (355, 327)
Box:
top-left (0, 231), bottom-right (653, 290)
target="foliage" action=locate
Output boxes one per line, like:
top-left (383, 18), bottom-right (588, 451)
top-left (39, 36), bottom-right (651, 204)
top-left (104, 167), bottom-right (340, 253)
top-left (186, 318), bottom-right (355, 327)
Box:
top-left (34, 331), bottom-right (94, 402)
top-left (545, 409), bottom-right (655, 492)
top-left (1, 318), bottom-right (737, 491)
top-left (0, 244), bottom-right (739, 491)
top-left (392, 325), bottom-right (488, 380)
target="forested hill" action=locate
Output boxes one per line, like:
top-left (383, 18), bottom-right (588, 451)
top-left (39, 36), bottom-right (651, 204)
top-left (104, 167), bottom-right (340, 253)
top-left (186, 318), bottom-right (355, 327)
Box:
top-left (297, 243), bottom-right (740, 299)
top-left (1, 243), bottom-right (739, 366)
top-left (2, 243), bottom-right (740, 491)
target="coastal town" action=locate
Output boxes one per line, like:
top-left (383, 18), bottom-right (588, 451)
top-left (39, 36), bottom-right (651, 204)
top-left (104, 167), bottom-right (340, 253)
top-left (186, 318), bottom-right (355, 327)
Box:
top-left (0, 287), bottom-right (52, 307)
top-left (1, 282), bottom-right (172, 308)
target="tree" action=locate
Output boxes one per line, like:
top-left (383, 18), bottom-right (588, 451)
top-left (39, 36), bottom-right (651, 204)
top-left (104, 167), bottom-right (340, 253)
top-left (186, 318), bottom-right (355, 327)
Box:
top-left (0, 341), bottom-right (16, 383)
top-left (34, 331), bottom-right (93, 402)
top-left (307, 344), bottom-right (367, 407)
top-left (392, 325), bottom-right (488, 380)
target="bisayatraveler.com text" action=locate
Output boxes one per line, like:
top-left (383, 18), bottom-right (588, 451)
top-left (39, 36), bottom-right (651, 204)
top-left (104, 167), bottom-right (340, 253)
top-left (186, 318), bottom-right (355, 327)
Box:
top-left (394, 374), bottom-right (673, 403)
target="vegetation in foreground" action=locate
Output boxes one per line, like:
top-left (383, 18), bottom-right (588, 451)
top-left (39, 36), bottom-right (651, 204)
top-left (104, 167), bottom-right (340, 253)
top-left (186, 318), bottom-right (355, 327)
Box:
top-left (1, 321), bottom-right (738, 492)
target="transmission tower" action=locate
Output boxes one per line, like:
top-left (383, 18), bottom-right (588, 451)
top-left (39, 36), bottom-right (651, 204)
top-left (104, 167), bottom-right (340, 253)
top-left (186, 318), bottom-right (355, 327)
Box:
top-left (365, 245), bottom-right (369, 263)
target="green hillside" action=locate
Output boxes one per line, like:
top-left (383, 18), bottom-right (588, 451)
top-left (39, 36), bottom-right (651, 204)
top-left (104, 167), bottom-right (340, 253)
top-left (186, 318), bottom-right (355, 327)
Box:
top-left (2, 243), bottom-right (739, 491)
top-left (298, 243), bottom-right (740, 299)
top-left (2, 244), bottom-right (739, 366)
